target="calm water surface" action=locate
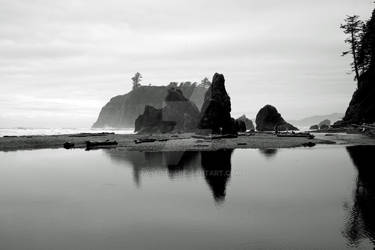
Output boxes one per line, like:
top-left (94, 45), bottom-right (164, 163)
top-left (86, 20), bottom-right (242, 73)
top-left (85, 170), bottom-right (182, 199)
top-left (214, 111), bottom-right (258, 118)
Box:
top-left (0, 146), bottom-right (374, 250)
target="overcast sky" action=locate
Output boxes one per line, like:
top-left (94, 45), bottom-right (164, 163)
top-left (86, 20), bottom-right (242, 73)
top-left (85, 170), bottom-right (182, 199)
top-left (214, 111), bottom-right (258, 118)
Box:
top-left (0, 0), bottom-right (374, 128)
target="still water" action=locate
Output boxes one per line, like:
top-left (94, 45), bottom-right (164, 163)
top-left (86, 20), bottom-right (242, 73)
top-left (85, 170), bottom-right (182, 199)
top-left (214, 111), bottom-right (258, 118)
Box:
top-left (0, 146), bottom-right (374, 249)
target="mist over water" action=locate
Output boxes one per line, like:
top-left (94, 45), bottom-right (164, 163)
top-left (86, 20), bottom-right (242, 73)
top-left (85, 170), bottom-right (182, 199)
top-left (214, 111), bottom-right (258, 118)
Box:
top-left (0, 146), bottom-right (374, 249)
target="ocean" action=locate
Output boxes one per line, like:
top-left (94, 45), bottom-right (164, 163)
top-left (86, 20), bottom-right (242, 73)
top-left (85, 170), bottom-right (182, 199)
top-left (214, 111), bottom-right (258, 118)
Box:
top-left (0, 128), bottom-right (134, 137)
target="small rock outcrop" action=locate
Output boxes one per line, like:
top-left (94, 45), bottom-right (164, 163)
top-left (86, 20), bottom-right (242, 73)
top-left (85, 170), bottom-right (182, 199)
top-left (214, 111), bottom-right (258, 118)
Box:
top-left (310, 125), bottom-right (319, 130)
top-left (319, 119), bottom-right (331, 128)
top-left (255, 105), bottom-right (298, 131)
top-left (134, 88), bottom-right (200, 133)
top-left (237, 115), bottom-right (255, 131)
top-left (234, 119), bottom-right (246, 132)
top-left (198, 73), bottom-right (236, 134)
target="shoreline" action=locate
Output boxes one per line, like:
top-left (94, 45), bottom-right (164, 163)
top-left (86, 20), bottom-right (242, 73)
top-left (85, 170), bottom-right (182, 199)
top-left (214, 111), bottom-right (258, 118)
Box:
top-left (1, 132), bottom-right (374, 152)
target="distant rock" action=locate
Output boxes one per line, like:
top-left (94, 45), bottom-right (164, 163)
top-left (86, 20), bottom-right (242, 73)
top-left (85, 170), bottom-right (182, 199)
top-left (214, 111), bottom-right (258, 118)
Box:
top-left (234, 119), bottom-right (246, 132)
top-left (134, 88), bottom-right (200, 133)
top-left (198, 73), bottom-right (236, 134)
top-left (93, 84), bottom-right (207, 128)
top-left (319, 124), bottom-right (329, 130)
top-left (318, 119), bottom-right (331, 129)
top-left (289, 113), bottom-right (343, 127)
top-left (255, 105), bottom-right (298, 131)
top-left (310, 125), bottom-right (319, 130)
top-left (237, 115), bottom-right (255, 131)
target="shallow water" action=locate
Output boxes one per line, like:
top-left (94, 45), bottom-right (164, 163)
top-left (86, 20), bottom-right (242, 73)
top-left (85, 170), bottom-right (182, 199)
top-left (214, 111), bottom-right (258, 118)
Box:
top-left (0, 146), bottom-right (374, 249)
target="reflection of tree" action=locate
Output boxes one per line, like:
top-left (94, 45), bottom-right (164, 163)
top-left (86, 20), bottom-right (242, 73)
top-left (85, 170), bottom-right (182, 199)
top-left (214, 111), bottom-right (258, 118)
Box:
top-left (259, 148), bottom-right (278, 159)
top-left (104, 149), bottom-right (233, 204)
top-left (344, 145), bottom-right (375, 247)
top-left (201, 150), bottom-right (233, 204)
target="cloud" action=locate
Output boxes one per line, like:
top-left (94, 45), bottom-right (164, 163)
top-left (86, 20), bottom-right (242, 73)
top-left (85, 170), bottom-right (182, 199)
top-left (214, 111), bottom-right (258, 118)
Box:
top-left (0, 0), bottom-right (373, 127)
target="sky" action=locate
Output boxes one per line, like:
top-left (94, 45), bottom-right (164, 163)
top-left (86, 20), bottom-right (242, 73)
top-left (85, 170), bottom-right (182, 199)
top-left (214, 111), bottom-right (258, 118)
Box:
top-left (0, 0), bottom-right (374, 128)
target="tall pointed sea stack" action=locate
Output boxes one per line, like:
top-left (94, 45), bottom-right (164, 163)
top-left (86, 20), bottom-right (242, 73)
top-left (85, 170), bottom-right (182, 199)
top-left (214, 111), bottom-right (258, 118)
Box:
top-left (198, 73), bottom-right (236, 134)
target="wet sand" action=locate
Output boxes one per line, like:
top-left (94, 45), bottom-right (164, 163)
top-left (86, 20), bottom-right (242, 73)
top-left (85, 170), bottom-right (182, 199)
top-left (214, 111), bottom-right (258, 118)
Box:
top-left (1, 132), bottom-right (374, 152)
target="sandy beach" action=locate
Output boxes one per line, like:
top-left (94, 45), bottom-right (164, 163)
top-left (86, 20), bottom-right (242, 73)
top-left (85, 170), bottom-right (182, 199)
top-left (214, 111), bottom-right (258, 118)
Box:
top-left (1, 132), bottom-right (374, 152)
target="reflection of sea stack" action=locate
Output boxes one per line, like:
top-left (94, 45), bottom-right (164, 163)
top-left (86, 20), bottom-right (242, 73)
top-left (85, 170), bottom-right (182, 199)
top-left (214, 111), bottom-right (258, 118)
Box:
top-left (201, 150), bottom-right (233, 203)
top-left (344, 145), bottom-right (375, 246)
top-left (199, 73), bottom-right (236, 134)
top-left (105, 150), bottom-right (201, 186)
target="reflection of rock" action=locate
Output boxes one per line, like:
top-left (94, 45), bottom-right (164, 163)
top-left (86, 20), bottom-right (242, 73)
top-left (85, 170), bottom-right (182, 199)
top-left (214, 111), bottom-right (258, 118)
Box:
top-left (255, 105), bottom-right (298, 131)
top-left (201, 150), bottom-right (233, 203)
top-left (135, 88), bottom-right (200, 133)
top-left (344, 145), bottom-right (375, 246)
top-left (259, 148), bottom-right (278, 158)
top-left (237, 115), bottom-right (255, 131)
top-left (104, 149), bottom-right (233, 204)
top-left (106, 150), bottom-right (201, 186)
top-left (199, 73), bottom-right (236, 134)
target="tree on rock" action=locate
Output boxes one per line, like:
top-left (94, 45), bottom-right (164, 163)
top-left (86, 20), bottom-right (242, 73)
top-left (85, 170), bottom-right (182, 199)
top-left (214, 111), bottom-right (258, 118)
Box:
top-left (132, 72), bottom-right (142, 90)
top-left (341, 15), bottom-right (364, 85)
top-left (200, 77), bottom-right (211, 88)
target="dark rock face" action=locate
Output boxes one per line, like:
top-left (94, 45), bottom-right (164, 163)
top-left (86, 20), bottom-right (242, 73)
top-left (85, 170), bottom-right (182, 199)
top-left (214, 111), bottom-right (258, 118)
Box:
top-left (310, 125), bottom-right (319, 130)
top-left (134, 88), bottom-right (200, 133)
top-left (198, 73), bottom-right (236, 134)
top-left (93, 85), bottom-right (207, 128)
top-left (234, 119), bottom-right (246, 132)
top-left (237, 115), bottom-right (255, 131)
top-left (134, 106), bottom-right (175, 133)
top-left (337, 71), bottom-right (375, 125)
top-left (255, 105), bottom-right (298, 131)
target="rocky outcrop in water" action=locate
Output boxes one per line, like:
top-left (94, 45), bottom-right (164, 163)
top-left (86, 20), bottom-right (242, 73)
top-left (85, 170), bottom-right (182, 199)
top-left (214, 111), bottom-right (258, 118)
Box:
top-left (134, 88), bottom-right (200, 133)
top-left (198, 73), bottom-right (236, 134)
top-left (93, 84), bottom-right (207, 128)
top-left (255, 105), bottom-right (298, 131)
top-left (237, 115), bottom-right (255, 131)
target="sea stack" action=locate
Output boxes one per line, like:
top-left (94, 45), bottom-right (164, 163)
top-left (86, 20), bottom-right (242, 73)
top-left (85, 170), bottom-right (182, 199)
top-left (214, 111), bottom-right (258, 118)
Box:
top-left (135, 88), bottom-right (200, 133)
top-left (255, 105), bottom-right (298, 131)
top-left (237, 115), bottom-right (255, 131)
top-left (198, 73), bottom-right (236, 134)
